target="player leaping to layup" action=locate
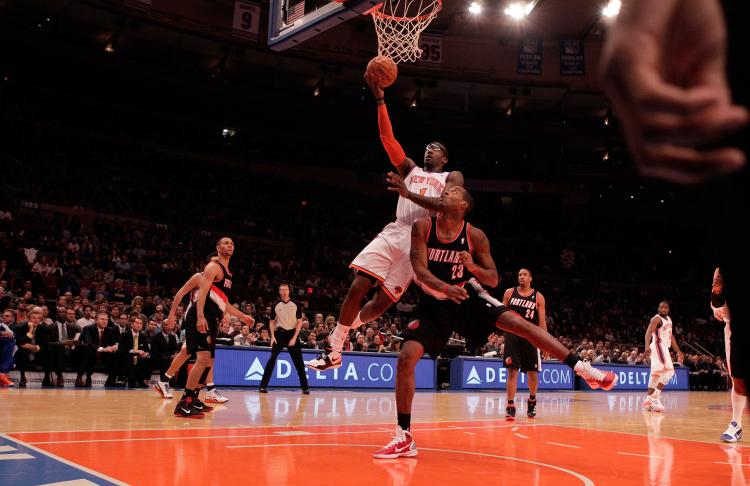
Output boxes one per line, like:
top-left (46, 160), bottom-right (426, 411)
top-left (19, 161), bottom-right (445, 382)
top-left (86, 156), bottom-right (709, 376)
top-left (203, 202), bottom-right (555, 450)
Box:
top-left (373, 186), bottom-right (617, 458)
top-left (307, 71), bottom-right (463, 371)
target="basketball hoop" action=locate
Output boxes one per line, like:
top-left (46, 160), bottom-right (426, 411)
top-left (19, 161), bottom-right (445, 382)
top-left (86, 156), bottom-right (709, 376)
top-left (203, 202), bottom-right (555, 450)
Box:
top-left (370, 0), bottom-right (442, 64)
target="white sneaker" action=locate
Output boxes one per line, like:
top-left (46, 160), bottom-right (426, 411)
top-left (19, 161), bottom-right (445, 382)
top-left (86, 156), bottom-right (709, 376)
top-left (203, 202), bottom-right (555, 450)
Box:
top-left (306, 353), bottom-right (342, 371)
top-left (642, 396), bottom-right (655, 411)
top-left (721, 421), bottom-right (743, 443)
top-left (373, 426), bottom-right (418, 459)
top-left (651, 397), bottom-right (665, 413)
top-left (153, 380), bottom-right (173, 399)
top-left (205, 389), bottom-right (229, 403)
top-left (575, 360), bottom-right (618, 390)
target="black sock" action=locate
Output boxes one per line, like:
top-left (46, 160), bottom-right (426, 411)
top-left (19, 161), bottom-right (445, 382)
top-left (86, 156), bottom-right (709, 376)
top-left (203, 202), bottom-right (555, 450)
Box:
top-left (507, 400), bottom-right (515, 406)
top-left (160, 373), bottom-right (169, 382)
top-left (184, 389), bottom-right (197, 399)
top-left (397, 413), bottom-right (411, 431)
top-left (207, 385), bottom-right (216, 392)
top-left (564, 352), bottom-right (580, 369)
top-left (529, 395), bottom-right (536, 402)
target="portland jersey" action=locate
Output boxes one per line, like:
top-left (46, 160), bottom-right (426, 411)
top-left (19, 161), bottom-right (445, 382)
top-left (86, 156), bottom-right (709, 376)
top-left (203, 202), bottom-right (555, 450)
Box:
top-left (396, 166), bottom-right (449, 226)
top-left (415, 217), bottom-right (474, 300)
top-left (200, 260), bottom-right (235, 321)
top-left (508, 287), bottom-right (539, 325)
top-left (651, 314), bottom-right (673, 348)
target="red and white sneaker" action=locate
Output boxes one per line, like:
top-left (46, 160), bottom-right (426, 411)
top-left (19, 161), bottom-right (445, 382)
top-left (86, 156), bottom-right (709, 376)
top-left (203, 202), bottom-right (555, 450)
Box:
top-left (651, 397), bottom-right (665, 413)
top-left (373, 426), bottom-right (418, 459)
top-left (205, 389), bottom-right (229, 403)
top-left (575, 361), bottom-right (618, 390)
top-left (306, 353), bottom-right (342, 371)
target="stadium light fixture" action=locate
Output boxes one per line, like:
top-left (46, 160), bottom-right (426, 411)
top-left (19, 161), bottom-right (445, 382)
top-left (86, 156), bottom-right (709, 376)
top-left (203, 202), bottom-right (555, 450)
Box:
top-left (504, 1), bottom-right (534, 20)
top-left (469, 2), bottom-right (482, 15)
top-left (602, 0), bottom-right (621, 18)
top-left (104, 32), bottom-right (119, 53)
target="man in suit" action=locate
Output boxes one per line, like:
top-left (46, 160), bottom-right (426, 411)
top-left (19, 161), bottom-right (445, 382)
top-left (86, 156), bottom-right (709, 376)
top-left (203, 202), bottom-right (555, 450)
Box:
top-left (150, 318), bottom-right (179, 387)
top-left (0, 310), bottom-right (16, 387)
top-left (46, 306), bottom-right (81, 387)
top-left (75, 311), bottom-right (118, 387)
top-left (118, 315), bottom-right (151, 388)
top-left (13, 306), bottom-right (49, 387)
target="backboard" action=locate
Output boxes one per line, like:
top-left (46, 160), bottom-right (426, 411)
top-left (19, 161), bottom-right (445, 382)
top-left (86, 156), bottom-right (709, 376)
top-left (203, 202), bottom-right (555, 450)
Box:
top-left (268, 0), bottom-right (382, 51)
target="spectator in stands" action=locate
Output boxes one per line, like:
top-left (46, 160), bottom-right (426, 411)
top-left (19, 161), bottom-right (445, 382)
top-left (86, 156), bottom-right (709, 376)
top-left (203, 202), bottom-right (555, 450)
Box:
top-left (0, 314), bottom-right (15, 387)
top-left (234, 325), bottom-right (254, 346)
top-left (216, 321), bottom-right (235, 346)
top-left (76, 311), bottom-right (119, 387)
top-left (76, 305), bottom-right (95, 328)
top-left (353, 334), bottom-right (367, 352)
top-left (145, 319), bottom-right (159, 340)
top-left (13, 306), bottom-right (49, 387)
top-left (46, 309), bottom-right (80, 386)
top-left (371, 334), bottom-right (386, 353)
top-left (305, 330), bottom-right (320, 349)
top-left (2, 309), bottom-right (16, 331)
top-left (31, 256), bottom-right (52, 277)
top-left (118, 316), bottom-right (151, 388)
top-left (151, 318), bottom-right (179, 382)
top-left (255, 328), bottom-right (271, 347)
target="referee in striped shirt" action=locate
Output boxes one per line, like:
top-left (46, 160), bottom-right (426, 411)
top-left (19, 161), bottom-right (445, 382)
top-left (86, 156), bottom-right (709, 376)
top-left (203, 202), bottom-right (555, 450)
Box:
top-left (259, 283), bottom-right (309, 394)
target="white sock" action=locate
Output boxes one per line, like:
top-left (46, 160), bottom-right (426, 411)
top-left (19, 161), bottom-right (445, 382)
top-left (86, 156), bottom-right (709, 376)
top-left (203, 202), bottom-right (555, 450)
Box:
top-left (351, 312), bottom-right (364, 329)
top-left (652, 389), bottom-right (662, 399)
top-left (731, 389), bottom-right (746, 427)
top-left (329, 322), bottom-right (351, 358)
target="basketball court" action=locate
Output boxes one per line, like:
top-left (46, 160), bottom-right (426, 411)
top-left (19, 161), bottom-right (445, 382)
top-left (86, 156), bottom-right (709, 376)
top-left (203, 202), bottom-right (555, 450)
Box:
top-left (0, 389), bottom-right (742, 485)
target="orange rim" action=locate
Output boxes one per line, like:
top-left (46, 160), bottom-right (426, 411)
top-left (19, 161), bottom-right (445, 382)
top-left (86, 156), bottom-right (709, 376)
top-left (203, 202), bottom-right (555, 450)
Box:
top-left (370, 0), bottom-right (442, 22)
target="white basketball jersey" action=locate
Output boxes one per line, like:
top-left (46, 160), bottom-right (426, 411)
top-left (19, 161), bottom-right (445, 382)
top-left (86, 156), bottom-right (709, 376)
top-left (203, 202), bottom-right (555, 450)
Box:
top-left (652, 314), bottom-right (673, 346)
top-left (396, 166), bottom-right (449, 226)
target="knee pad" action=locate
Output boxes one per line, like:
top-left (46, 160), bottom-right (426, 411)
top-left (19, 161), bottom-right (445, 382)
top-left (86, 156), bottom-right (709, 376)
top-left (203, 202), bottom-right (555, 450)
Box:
top-left (659, 369), bottom-right (675, 386)
top-left (199, 366), bottom-right (212, 385)
top-left (649, 373), bottom-right (660, 389)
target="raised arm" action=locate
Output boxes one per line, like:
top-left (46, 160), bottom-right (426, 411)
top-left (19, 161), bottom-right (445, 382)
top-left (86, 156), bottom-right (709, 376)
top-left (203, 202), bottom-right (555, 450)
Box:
top-left (387, 170), bottom-right (464, 212)
top-left (502, 288), bottom-right (513, 306)
top-left (410, 218), bottom-right (468, 304)
top-left (365, 72), bottom-right (416, 178)
top-left (458, 226), bottom-right (499, 288)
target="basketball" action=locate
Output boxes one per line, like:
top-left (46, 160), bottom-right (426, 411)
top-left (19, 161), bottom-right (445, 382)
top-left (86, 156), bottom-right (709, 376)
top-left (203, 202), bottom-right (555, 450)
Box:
top-left (366, 55), bottom-right (398, 87)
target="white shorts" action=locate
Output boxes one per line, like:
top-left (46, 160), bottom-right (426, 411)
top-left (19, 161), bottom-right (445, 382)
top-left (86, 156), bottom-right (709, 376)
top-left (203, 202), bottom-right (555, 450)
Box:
top-left (350, 221), bottom-right (413, 302)
top-left (650, 344), bottom-right (674, 374)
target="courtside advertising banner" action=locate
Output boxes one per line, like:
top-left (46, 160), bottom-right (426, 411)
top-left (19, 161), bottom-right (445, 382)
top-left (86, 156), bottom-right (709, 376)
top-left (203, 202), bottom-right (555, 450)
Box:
top-left (215, 346), bottom-right (436, 389)
top-left (450, 357), bottom-right (574, 390)
top-left (589, 364), bottom-right (689, 391)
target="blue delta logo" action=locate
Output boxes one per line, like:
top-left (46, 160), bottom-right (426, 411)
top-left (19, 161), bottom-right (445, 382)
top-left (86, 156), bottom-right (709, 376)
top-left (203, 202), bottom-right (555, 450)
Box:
top-left (244, 357), bottom-right (265, 381)
top-left (466, 366), bottom-right (482, 385)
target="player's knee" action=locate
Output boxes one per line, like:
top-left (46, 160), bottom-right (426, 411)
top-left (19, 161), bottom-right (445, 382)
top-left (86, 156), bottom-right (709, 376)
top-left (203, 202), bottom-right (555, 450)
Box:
top-left (659, 369), bottom-right (674, 385)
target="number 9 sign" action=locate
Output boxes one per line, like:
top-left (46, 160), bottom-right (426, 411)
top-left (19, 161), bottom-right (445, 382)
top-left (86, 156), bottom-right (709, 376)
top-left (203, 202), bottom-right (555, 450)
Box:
top-left (233, 1), bottom-right (260, 39)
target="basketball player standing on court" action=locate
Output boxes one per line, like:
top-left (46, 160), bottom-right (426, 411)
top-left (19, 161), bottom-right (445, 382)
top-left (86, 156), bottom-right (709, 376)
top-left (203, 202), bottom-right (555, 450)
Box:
top-left (259, 283), bottom-right (309, 394)
top-left (643, 301), bottom-right (684, 413)
top-left (502, 268), bottom-right (546, 420)
top-left (712, 267), bottom-right (745, 442)
top-left (373, 186), bottom-right (617, 458)
top-left (175, 237), bottom-right (254, 418)
top-left (307, 72), bottom-right (463, 371)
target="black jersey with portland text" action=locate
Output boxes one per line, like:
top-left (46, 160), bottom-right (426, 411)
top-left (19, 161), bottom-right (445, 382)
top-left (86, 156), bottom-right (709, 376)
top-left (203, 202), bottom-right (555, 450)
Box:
top-left (199, 260), bottom-right (235, 322)
top-left (415, 217), bottom-right (475, 300)
top-left (508, 287), bottom-right (539, 325)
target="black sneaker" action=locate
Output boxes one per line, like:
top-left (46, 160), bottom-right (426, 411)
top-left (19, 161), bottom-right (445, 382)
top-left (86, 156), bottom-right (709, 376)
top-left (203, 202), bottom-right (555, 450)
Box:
top-left (302, 388), bottom-right (310, 395)
top-left (192, 397), bottom-right (214, 413)
top-left (174, 398), bottom-right (205, 419)
top-left (505, 404), bottom-right (516, 422)
top-left (259, 387), bottom-right (268, 393)
top-left (527, 400), bottom-right (537, 419)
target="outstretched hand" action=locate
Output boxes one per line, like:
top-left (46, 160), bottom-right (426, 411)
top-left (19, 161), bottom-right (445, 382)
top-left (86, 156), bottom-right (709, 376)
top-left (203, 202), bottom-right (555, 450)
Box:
top-left (386, 171), bottom-right (408, 197)
top-left (599, 0), bottom-right (748, 183)
top-left (364, 71), bottom-right (385, 99)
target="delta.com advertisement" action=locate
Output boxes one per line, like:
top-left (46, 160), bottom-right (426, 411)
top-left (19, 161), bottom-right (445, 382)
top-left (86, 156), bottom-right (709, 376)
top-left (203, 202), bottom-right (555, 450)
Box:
top-left (215, 346), bottom-right (436, 389)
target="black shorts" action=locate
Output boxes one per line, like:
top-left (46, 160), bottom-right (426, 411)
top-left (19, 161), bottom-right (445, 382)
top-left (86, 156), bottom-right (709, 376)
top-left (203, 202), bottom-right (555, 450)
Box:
top-left (503, 332), bottom-right (541, 372)
top-left (402, 280), bottom-right (510, 359)
top-left (184, 307), bottom-right (219, 358)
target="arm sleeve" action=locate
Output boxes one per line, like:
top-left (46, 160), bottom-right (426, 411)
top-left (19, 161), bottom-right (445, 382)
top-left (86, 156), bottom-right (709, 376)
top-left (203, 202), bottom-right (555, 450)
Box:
top-left (294, 301), bottom-right (302, 319)
top-left (378, 104), bottom-right (407, 167)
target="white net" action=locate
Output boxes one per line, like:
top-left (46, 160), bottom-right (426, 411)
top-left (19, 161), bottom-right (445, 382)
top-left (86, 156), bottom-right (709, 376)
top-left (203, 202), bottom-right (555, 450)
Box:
top-left (371, 0), bottom-right (442, 64)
